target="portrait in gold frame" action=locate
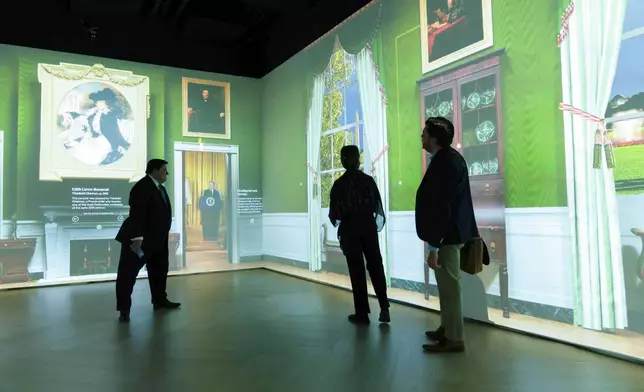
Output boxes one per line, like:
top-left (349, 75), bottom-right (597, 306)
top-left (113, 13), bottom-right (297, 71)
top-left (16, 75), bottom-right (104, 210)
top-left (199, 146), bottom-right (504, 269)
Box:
top-left (182, 78), bottom-right (231, 140)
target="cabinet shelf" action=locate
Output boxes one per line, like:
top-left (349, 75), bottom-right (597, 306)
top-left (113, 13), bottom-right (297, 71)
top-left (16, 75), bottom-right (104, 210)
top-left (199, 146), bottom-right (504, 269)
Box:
top-left (462, 103), bottom-right (496, 114)
top-left (462, 141), bottom-right (498, 149)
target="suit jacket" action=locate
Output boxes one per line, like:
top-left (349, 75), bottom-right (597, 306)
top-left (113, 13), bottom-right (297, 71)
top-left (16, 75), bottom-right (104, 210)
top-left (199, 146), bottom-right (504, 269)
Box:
top-left (116, 176), bottom-right (172, 253)
top-left (415, 147), bottom-right (478, 248)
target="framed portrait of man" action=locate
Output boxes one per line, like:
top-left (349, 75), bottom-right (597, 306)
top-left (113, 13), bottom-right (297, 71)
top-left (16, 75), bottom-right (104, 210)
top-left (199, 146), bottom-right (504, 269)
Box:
top-left (182, 78), bottom-right (231, 140)
top-left (38, 63), bottom-right (149, 182)
top-left (419, 0), bottom-right (494, 74)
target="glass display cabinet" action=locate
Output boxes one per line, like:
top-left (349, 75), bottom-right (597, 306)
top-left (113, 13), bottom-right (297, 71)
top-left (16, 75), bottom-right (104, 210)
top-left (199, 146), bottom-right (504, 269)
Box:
top-left (419, 53), bottom-right (510, 318)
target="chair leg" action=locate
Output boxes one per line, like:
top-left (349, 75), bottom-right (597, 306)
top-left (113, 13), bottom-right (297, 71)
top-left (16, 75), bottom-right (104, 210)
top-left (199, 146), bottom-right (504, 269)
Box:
top-left (500, 263), bottom-right (510, 318)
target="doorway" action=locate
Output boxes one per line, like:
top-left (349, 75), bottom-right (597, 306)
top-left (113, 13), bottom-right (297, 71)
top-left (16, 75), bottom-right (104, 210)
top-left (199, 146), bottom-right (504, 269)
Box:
top-left (173, 142), bottom-right (239, 271)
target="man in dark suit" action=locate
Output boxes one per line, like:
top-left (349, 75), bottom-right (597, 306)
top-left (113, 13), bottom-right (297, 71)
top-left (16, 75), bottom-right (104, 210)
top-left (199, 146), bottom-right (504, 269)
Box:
top-left (415, 117), bottom-right (478, 353)
top-left (115, 159), bottom-right (181, 322)
top-left (199, 181), bottom-right (223, 241)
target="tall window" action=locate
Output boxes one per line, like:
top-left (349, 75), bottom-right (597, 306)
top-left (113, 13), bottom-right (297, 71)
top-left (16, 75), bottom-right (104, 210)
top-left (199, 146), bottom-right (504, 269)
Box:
top-left (319, 49), bottom-right (365, 208)
top-left (606, 0), bottom-right (644, 194)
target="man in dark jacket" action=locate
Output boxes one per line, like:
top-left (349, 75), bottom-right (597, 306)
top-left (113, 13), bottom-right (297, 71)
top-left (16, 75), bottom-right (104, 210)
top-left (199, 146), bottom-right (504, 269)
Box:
top-left (115, 159), bottom-right (181, 322)
top-left (415, 117), bottom-right (478, 353)
top-left (329, 145), bottom-right (390, 325)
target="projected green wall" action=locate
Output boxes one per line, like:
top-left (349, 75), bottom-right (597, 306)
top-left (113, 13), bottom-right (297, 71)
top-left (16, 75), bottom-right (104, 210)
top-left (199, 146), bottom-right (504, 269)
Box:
top-left (261, 0), bottom-right (567, 212)
top-left (0, 45), bottom-right (262, 220)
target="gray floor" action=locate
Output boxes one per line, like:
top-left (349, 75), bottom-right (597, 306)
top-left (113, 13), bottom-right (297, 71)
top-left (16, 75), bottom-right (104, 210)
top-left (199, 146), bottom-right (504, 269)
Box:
top-left (0, 269), bottom-right (642, 392)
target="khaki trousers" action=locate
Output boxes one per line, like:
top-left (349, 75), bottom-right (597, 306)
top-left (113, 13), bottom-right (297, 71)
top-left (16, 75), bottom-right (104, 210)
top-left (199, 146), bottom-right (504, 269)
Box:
top-left (435, 244), bottom-right (465, 342)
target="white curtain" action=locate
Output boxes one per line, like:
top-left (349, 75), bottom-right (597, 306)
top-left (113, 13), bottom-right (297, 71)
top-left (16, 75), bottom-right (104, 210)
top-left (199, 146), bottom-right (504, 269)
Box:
top-left (307, 74), bottom-right (325, 272)
top-left (355, 46), bottom-right (390, 284)
top-left (560, 0), bottom-right (628, 330)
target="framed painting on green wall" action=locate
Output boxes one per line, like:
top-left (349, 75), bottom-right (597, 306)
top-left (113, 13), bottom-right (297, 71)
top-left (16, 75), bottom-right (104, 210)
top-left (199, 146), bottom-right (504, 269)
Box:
top-left (37, 63), bottom-right (150, 182)
top-left (182, 77), bottom-right (231, 140)
top-left (419, 0), bottom-right (494, 74)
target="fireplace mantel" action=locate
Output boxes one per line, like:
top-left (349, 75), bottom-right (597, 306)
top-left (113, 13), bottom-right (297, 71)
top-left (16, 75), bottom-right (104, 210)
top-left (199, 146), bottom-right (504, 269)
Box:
top-left (40, 205), bottom-right (129, 224)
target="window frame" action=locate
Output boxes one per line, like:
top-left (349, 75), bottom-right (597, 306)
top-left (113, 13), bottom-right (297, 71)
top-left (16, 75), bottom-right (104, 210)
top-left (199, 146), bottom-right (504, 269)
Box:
top-left (607, 25), bottom-right (644, 125)
top-left (318, 51), bottom-right (366, 208)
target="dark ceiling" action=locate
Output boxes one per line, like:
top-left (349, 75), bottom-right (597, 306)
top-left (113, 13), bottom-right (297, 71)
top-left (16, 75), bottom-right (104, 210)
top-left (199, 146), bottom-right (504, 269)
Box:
top-left (0, 0), bottom-right (372, 78)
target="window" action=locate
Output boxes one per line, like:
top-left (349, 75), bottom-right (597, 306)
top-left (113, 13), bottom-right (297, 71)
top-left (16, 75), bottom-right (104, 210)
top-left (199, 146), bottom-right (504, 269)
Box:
top-left (607, 0), bottom-right (644, 193)
top-left (319, 49), bottom-right (366, 208)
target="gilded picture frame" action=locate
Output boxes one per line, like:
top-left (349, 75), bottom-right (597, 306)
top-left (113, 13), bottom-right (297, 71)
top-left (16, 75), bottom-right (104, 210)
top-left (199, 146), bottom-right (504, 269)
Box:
top-left (420, 0), bottom-right (494, 74)
top-left (37, 63), bottom-right (149, 182)
top-left (182, 78), bottom-right (231, 140)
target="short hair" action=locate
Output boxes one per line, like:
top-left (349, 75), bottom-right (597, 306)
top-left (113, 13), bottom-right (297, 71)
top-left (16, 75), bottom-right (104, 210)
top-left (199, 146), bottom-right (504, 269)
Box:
top-left (340, 145), bottom-right (360, 170)
top-left (425, 117), bottom-right (455, 148)
top-left (146, 159), bottom-right (168, 174)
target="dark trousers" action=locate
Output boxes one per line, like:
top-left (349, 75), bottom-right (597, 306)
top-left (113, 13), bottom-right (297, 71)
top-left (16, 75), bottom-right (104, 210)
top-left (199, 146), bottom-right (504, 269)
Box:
top-left (115, 241), bottom-right (169, 312)
top-left (340, 229), bottom-right (390, 315)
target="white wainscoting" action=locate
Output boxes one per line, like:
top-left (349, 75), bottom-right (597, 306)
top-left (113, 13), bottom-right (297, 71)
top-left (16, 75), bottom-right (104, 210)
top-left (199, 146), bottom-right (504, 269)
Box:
top-left (263, 207), bottom-right (574, 308)
top-left (389, 208), bottom-right (573, 308)
top-left (1, 220), bottom-right (47, 274)
top-left (504, 207), bottom-right (573, 308)
top-left (262, 213), bottom-right (309, 263)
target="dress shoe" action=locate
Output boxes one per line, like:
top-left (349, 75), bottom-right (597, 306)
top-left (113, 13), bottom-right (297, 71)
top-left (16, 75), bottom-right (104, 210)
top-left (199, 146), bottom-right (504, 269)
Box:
top-left (422, 338), bottom-right (465, 353)
top-left (153, 300), bottom-right (181, 310)
top-left (348, 314), bottom-right (370, 325)
top-left (425, 326), bottom-right (445, 341)
top-left (119, 311), bottom-right (130, 323)
top-left (379, 309), bottom-right (391, 323)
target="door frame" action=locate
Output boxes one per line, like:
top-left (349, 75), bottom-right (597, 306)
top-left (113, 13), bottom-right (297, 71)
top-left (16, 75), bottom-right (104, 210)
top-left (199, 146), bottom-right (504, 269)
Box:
top-left (172, 142), bottom-right (240, 265)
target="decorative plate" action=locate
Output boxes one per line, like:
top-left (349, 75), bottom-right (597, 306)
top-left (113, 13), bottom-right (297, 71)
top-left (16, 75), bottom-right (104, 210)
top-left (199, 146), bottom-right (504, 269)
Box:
top-left (481, 88), bottom-right (496, 105)
top-left (481, 158), bottom-right (499, 174)
top-left (467, 93), bottom-right (481, 109)
top-left (438, 101), bottom-right (452, 116)
top-left (476, 121), bottom-right (496, 143)
top-left (470, 162), bottom-right (484, 176)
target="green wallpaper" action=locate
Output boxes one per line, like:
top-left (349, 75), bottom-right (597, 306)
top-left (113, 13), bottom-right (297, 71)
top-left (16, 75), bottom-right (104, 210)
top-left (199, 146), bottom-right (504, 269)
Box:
top-left (261, 0), bottom-right (568, 212)
top-left (380, 0), bottom-right (567, 210)
top-left (261, 55), bottom-right (309, 213)
top-left (0, 44), bottom-right (262, 219)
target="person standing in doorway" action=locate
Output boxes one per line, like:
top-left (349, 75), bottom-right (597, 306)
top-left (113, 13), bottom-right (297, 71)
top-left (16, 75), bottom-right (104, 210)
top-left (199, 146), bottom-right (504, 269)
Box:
top-left (115, 159), bottom-right (181, 322)
top-left (415, 117), bottom-right (477, 352)
top-left (329, 145), bottom-right (390, 325)
top-left (200, 181), bottom-right (222, 241)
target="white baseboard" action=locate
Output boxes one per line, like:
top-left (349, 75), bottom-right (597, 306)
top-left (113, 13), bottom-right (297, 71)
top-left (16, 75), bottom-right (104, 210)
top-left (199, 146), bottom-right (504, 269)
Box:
top-left (263, 208), bottom-right (574, 309)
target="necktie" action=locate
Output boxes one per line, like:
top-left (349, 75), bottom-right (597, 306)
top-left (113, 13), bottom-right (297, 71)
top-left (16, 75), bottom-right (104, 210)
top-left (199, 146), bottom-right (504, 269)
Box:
top-left (159, 185), bottom-right (169, 206)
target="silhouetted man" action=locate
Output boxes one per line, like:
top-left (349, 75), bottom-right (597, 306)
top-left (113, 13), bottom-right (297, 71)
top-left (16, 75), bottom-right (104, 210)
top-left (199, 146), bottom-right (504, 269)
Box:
top-left (115, 159), bottom-right (181, 322)
top-left (416, 117), bottom-right (477, 352)
top-left (329, 145), bottom-right (390, 325)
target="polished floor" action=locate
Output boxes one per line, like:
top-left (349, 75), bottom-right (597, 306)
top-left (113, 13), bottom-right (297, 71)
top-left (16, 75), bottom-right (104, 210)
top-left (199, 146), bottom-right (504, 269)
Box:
top-left (0, 270), bottom-right (642, 392)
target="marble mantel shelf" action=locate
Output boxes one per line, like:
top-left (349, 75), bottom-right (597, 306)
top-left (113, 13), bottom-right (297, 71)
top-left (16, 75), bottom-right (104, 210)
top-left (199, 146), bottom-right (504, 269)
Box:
top-left (39, 205), bottom-right (130, 224)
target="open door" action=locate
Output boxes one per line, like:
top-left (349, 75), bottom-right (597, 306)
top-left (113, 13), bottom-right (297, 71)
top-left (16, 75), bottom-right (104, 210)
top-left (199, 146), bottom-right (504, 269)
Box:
top-left (173, 142), bottom-right (240, 273)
